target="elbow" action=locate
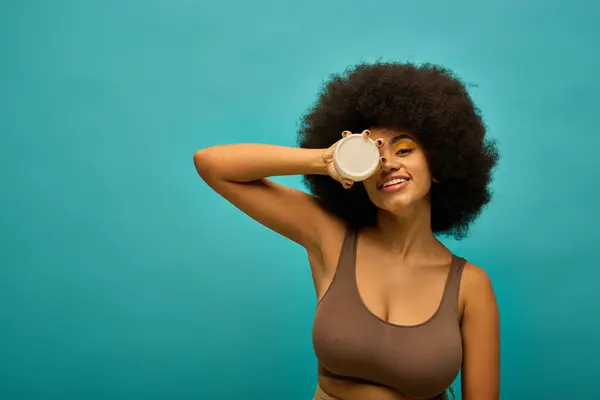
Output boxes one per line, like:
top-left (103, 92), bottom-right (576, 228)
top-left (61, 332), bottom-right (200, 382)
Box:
top-left (193, 148), bottom-right (216, 179)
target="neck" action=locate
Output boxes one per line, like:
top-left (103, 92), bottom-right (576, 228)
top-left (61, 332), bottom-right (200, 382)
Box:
top-left (371, 200), bottom-right (446, 261)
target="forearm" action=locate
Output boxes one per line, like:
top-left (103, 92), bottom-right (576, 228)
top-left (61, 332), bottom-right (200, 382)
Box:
top-left (193, 143), bottom-right (328, 182)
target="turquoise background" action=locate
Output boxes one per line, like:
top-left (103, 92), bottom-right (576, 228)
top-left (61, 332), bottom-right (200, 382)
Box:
top-left (2, 0), bottom-right (599, 399)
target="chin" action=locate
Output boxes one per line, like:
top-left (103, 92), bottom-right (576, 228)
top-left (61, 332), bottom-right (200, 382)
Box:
top-left (374, 191), bottom-right (428, 214)
top-left (375, 194), bottom-right (413, 212)
top-left (383, 201), bottom-right (414, 215)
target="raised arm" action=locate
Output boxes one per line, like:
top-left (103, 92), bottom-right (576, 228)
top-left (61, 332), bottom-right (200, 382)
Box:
top-left (193, 142), bottom-right (345, 256)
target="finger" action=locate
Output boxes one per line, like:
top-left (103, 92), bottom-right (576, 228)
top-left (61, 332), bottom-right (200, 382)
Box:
top-left (341, 130), bottom-right (352, 138)
top-left (375, 138), bottom-right (385, 148)
top-left (374, 156), bottom-right (387, 174)
top-left (342, 179), bottom-right (354, 189)
top-left (361, 129), bottom-right (371, 138)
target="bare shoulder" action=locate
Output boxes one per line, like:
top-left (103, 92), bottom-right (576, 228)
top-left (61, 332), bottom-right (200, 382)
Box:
top-left (458, 261), bottom-right (499, 321)
top-left (308, 216), bottom-right (348, 273)
top-left (306, 216), bottom-right (349, 302)
top-left (462, 262), bottom-right (496, 294)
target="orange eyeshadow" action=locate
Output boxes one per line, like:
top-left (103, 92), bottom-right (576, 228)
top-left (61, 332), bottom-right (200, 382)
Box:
top-left (394, 140), bottom-right (416, 153)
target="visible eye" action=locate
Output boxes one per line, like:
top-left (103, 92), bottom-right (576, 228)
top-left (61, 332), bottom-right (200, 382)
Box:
top-left (396, 147), bottom-right (414, 156)
top-left (393, 140), bottom-right (416, 156)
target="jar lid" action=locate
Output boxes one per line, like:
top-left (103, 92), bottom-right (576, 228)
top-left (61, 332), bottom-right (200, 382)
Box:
top-left (333, 133), bottom-right (380, 182)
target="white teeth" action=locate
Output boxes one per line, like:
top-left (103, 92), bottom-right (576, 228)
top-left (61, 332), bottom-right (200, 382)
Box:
top-left (382, 178), bottom-right (408, 188)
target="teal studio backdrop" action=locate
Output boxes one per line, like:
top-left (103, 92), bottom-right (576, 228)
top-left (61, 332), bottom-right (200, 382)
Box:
top-left (1, 0), bottom-right (599, 399)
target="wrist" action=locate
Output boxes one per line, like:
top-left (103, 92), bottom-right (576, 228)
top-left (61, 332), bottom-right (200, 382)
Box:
top-left (307, 148), bottom-right (329, 175)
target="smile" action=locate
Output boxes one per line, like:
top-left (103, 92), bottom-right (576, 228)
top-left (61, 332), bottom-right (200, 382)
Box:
top-left (378, 177), bottom-right (411, 192)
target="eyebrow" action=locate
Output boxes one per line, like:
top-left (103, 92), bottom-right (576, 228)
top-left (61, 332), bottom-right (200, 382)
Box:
top-left (390, 134), bottom-right (414, 145)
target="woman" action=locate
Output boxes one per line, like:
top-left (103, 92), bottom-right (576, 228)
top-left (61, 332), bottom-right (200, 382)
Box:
top-left (194, 62), bottom-right (500, 400)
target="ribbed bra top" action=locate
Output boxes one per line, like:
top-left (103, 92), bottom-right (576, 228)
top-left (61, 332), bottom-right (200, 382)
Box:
top-left (312, 229), bottom-right (466, 399)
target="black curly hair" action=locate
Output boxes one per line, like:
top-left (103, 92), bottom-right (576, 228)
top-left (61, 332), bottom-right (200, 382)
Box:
top-left (297, 61), bottom-right (499, 240)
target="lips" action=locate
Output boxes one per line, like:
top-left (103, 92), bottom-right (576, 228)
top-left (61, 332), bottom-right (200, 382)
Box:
top-left (378, 175), bottom-right (411, 191)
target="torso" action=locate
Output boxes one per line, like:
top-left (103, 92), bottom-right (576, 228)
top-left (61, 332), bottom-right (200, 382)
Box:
top-left (309, 227), bottom-right (468, 400)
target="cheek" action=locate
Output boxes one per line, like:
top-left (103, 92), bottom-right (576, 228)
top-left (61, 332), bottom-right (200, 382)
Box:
top-left (402, 158), bottom-right (433, 194)
top-left (413, 165), bottom-right (432, 182)
top-left (413, 168), bottom-right (433, 191)
top-left (403, 154), bottom-right (431, 177)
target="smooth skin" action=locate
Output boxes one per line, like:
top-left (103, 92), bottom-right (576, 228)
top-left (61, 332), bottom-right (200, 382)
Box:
top-left (194, 128), bottom-right (500, 400)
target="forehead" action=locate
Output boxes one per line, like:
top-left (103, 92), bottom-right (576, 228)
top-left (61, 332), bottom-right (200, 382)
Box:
top-left (368, 127), bottom-right (416, 145)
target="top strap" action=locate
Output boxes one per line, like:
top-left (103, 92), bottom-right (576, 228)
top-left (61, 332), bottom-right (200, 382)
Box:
top-left (442, 255), bottom-right (467, 317)
top-left (335, 227), bottom-right (358, 279)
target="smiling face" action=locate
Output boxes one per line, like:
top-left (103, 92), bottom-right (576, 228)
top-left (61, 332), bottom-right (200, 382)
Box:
top-left (363, 128), bottom-right (434, 214)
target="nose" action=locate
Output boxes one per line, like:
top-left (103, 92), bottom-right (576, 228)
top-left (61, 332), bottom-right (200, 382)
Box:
top-left (380, 155), bottom-right (401, 174)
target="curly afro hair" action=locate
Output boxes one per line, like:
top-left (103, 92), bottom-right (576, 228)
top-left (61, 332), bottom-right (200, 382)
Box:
top-left (297, 61), bottom-right (499, 240)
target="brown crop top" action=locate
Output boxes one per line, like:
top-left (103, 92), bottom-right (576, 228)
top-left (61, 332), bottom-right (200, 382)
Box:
top-left (312, 228), bottom-right (466, 400)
